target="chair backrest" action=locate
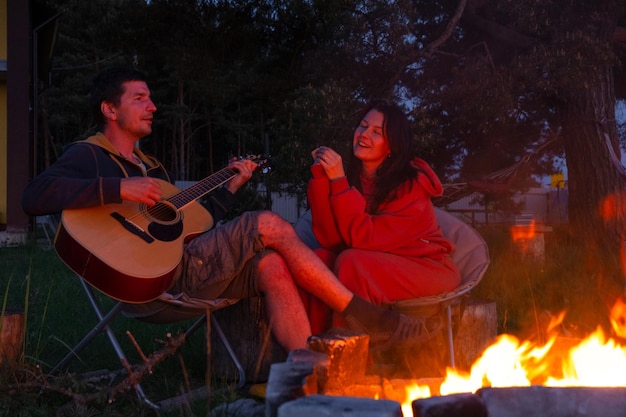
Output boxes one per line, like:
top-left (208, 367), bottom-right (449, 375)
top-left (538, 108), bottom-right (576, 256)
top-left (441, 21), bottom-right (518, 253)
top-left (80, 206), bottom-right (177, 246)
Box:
top-left (294, 208), bottom-right (490, 303)
top-left (434, 207), bottom-right (490, 296)
top-left (293, 210), bottom-right (320, 249)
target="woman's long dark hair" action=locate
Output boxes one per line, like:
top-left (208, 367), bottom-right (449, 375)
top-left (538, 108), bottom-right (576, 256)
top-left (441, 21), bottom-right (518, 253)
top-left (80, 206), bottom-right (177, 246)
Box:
top-left (346, 99), bottom-right (418, 213)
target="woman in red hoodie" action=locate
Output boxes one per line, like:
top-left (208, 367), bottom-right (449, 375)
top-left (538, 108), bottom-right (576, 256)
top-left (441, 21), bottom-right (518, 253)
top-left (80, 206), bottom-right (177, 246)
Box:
top-left (304, 99), bottom-right (461, 340)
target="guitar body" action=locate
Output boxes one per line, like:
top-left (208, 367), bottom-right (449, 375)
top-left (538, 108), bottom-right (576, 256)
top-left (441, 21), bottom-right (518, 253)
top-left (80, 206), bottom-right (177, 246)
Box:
top-left (55, 179), bottom-right (214, 303)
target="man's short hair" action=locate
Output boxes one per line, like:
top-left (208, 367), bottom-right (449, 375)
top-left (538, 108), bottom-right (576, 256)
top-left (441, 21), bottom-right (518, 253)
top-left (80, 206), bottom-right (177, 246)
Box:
top-left (89, 66), bottom-right (148, 131)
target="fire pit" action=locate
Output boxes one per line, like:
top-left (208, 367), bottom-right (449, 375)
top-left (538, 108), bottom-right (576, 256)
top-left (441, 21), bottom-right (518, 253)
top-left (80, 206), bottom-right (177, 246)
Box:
top-left (271, 386), bottom-right (626, 417)
top-left (259, 299), bottom-right (626, 417)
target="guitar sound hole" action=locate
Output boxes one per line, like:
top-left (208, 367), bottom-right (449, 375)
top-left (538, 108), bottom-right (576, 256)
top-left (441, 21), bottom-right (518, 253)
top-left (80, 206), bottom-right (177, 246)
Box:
top-left (147, 203), bottom-right (178, 223)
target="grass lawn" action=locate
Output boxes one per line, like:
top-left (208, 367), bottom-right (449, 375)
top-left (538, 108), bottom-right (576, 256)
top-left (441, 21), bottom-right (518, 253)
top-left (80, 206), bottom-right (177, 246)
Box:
top-left (0, 242), bottom-right (244, 417)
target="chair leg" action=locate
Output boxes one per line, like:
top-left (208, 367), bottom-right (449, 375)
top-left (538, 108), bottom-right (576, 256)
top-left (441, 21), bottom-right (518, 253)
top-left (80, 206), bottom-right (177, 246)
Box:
top-left (51, 280), bottom-right (159, 409)
top-left (183, 314), bottom-right (246, 388)
top-left (52, 280), bottom-right (246, 409)
top-left (49, 290), bottom-right (125, 375)
top-left (211, 314), bottom-right (246, 388)
top-left (445, 304), bottom-right (456, 368)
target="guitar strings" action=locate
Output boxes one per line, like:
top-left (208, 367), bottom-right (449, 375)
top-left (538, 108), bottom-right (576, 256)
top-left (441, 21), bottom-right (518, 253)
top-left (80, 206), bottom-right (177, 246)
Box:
top-left (120, 156), bottom-right (264, 226)
top-left (169, 169), bottom-right (235, 209)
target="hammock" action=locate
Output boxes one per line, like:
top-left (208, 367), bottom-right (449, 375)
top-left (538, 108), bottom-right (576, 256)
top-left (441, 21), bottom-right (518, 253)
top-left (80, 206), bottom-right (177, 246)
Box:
top-left (434, 136), bottom-right (559, 207)
top-left (605, 132), bottom-right (626, 179)
top-left (434, 162), bottom-right (523, 207)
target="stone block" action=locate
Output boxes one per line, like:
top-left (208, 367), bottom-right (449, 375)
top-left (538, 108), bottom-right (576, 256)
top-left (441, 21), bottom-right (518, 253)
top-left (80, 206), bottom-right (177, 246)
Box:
top-left (265, 361), bottom-right (316, 417)
top-left (277, 394), bottom-right (402, 417)
top-left (478, 386), bottom-right (626, 417)
top-left (412, 393), bottom-right (486, 417)
top-left (287, 348), bottom-right (330, 394)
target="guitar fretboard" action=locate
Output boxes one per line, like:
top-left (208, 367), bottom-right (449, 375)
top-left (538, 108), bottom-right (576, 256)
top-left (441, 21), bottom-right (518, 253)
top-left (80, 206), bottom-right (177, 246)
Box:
top-left (169, 167), bottom-right (238, 209)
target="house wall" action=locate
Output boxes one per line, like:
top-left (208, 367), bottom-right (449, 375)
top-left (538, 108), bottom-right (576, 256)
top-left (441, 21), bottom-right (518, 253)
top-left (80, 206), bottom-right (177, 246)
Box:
top-left (0, 0), bottom-right (7, 225)
top-left (1, 0), bottom-right (32, 246)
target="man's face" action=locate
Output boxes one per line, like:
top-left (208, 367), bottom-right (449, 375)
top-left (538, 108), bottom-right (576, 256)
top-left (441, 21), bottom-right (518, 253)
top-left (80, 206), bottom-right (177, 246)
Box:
top-left (111, 80), bottom-right (157, 139)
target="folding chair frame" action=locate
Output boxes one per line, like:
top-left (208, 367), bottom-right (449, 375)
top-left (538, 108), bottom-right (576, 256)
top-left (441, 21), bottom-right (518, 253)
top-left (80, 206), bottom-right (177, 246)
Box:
top-left (49, 273), bottom-right (246, 410)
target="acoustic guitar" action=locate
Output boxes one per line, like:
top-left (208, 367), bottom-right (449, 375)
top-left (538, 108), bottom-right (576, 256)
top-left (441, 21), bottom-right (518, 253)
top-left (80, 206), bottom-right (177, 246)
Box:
top-left (54, 155), bottom-right (269, 304)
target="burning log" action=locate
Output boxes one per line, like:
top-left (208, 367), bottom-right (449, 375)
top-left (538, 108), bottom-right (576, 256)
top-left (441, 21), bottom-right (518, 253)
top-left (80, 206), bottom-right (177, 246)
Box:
top-left (306, 328), bottom-right (370, 393)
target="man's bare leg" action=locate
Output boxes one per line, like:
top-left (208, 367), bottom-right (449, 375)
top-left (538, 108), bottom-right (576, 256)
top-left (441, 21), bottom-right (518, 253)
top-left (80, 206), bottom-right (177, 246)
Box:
top-left (257, 251), bottom-right (311, 351)
top-left (256, 211), bottom-right (442, 350)
top-left (256, 211), bottom-right (353, 311)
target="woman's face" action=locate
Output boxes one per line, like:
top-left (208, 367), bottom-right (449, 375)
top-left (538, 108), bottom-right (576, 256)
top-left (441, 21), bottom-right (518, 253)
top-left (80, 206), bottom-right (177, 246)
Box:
top-left (353, 109), bottom-right (391, 169)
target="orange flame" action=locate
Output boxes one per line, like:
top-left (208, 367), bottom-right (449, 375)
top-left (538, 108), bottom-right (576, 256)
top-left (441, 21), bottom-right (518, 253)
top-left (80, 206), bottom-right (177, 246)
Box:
top-left (401, 299), bottom-right (626, 417)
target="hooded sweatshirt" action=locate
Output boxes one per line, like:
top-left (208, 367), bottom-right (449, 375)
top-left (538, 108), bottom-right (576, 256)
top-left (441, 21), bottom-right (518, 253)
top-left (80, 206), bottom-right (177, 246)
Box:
top-left (307, 157), bottom-right (455, 261)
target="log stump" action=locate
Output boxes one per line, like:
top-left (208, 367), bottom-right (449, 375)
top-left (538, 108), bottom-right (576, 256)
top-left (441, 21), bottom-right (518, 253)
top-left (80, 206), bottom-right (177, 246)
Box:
top-left (454, 297), bottom-right (497, 370)
top-left (389, 297), bottom-right (497, 377)
top-left (0, 308), bottom-right (25, 365)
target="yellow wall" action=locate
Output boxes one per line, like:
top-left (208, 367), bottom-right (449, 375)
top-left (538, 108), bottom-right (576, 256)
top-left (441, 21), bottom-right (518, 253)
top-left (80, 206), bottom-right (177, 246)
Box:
top-left (0, 0), bottom-right (7, 224)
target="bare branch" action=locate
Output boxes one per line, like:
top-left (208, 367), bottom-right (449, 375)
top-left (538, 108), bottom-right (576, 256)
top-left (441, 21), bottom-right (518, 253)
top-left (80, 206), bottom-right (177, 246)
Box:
top-left (1, 331), bottom-right (189, 410)
top-left (425, 0), bottom-right (468, 56)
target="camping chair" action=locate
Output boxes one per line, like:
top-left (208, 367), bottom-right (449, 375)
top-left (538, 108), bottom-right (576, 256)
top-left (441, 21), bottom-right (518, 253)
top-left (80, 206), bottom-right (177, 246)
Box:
top-left (293, 207), bottom-right (490, 368)
top-left (389, 208), bottom-right (490, 368)
top-left (42, 214), bottom-right (246, 410)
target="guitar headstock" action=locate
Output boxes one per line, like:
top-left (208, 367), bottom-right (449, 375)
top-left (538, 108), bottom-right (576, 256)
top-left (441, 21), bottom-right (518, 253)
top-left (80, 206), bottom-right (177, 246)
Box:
top-left (242, 154), bottom-right (272, 175)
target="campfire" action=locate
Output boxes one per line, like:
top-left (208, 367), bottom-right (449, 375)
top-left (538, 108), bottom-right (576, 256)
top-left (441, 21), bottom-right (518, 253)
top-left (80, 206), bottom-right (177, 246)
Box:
top-left (402, 298), bottom-right (626, 416)
top-left (264, 298), bottom-right (626, 417)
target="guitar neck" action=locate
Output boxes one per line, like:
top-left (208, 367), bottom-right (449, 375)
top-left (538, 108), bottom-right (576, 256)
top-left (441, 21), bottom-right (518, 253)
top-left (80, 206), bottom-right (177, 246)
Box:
top-left (169, 167), bottom-right (237, 209)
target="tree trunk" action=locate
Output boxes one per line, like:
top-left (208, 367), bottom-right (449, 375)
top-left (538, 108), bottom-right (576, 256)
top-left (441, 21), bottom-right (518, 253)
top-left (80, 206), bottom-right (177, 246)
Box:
top-left (562, 62), bottom-right (626, 326)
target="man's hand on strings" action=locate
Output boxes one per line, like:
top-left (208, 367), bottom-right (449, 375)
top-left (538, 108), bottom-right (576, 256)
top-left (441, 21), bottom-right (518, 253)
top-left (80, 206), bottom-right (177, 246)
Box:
top-left (120, 177), bottom-right (163, 206)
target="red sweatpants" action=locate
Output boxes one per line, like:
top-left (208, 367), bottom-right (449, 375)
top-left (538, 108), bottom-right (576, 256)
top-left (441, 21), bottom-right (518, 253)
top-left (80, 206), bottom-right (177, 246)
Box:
top-left (300, 247), bottom-right (460, 335)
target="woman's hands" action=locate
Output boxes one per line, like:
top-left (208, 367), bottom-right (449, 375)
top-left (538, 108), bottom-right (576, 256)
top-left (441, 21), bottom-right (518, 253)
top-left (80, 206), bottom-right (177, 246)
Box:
top-left (312, 146), bottom-right (345, 180)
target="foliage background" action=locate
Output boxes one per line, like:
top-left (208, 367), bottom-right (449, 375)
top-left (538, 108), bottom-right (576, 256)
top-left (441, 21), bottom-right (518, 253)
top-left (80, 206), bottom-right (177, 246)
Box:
top-left (35, 0), bottom-right (626, 187)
